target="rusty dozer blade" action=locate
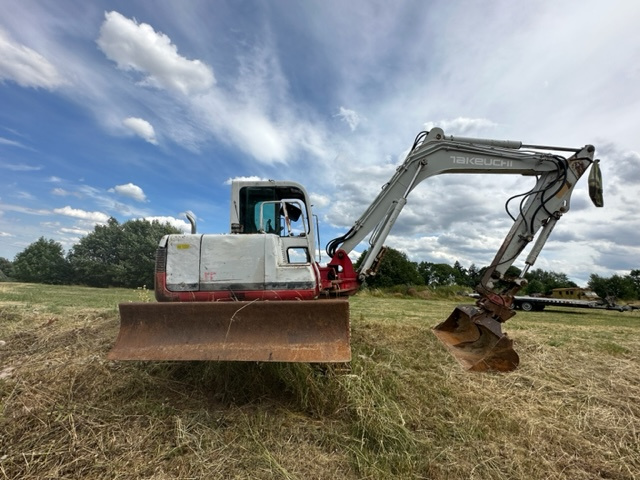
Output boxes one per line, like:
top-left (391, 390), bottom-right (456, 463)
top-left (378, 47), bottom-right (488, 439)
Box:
top-left (109, 300), bottom-right (351, 363)
top-left (432, 305), bottom-right (519, 372)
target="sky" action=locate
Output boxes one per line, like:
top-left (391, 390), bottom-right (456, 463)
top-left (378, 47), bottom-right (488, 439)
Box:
top-left (0, 0), bottom-right (639, 286)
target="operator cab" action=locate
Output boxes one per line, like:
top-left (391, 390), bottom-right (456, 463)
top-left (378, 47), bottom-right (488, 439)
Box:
top-left (230, 180), bottom-right (316, 265)
top-left (232, 183), bottom-right (310, 236)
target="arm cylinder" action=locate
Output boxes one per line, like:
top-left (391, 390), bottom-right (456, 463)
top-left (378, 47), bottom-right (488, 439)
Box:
top-left (446, 135), bottom-right (522, 149)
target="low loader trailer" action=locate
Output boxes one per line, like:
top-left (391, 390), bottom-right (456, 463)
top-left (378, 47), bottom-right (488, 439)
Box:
top-left (512, 296), bottom-right (629, 312)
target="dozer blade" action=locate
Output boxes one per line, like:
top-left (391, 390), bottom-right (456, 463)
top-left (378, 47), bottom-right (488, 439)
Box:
top-left (109, 300), bottom-right (351, 363)
top-left (432, 305), bottom-right (519, 372)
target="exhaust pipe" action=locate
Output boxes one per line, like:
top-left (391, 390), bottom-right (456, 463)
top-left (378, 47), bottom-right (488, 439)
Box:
top-left (185, 211), bottom-right (197, 234)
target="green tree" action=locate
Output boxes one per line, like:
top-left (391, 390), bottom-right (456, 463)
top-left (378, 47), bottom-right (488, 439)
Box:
top-left (523, 268), bottom-right (576, 295)
top-left (524, 278), bottom-right (545, 295)
top-left (475, 265), bottom-right (522, 291)
top-left (588, 273), bottom-right (636, 301)
top-left (629, 269), bottom-right (640, 297)
top-left (0, 257), bottom-right (13, 280)
top-left (418, 262), bottom-right (458, 286)
top-left (12, 237), bottom-right (69, 284)
top-left (588, 274), bottom-right (607, 299)
top-left (68, 218), bottom-right (122, 287)
top-left (68, 218), bottom-right (180, 288)
top-left (608, 275), bottom-right (637, 300)
top-left (452, 261), bottom-right (470, 286)
top-left (117, 219), bottom-right (181, 288)
top-left (356, 247), bottom-right (423, 288)
top-left (466, 263), bottom-right (481, 287)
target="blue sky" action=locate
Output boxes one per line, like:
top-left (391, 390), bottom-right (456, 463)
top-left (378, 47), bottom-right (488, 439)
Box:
top-left (1, 0), bottom-right (639, 285)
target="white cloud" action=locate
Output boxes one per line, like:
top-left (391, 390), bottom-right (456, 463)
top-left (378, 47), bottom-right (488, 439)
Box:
top-left (224, 176), bottom-right (267, 185)
top-left (0, 29), bottom-right (66, 89)
top-left (59, 226), bottom-right (91, 236)
top-left (92, 11), bottom-right (335, 166)
top-left (424, 117), bottom-right (498, 136)
top-left (0, 202), bottom-right (49, 216)
top-left (15, 191), bottom-right (35, 200)
top-left (70, 185), bottom-right (149, 218)
top-left (0, 232), bottom-right (13, 237)
top-left (109, 182), bottom-right (147, 202)
top-left (122, 117), bottom-right (158, 144)
top-left (336, 106), bottom-right (361, 131)
top-left (0, 162), bottom-right (41, 171)
top-left (0, 137), bottom-right (26, 148)
top-left (97, 11), bottom-right (215, 95)
top-left (309, 193), bottom-right (331, 209)
top-left (53, 206), bottom-right (109, 223)
top-left (143, 216), bottom-right (191, 232)
top-left (51, 188), bottom-right (71, 196)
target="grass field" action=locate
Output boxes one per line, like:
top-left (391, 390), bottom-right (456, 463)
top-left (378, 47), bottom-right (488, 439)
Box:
top-left (1, 282), bottom-right (639, 479)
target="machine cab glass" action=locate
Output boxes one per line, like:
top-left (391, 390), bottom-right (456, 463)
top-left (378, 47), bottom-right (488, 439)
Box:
top-left (239, 186), bottom-right (310, 236)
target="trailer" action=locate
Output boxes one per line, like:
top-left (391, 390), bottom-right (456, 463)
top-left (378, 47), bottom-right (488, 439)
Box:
top-left (511, 295), bottom-right (629, 312)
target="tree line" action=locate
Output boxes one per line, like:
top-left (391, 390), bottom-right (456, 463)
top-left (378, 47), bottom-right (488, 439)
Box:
top-left (0, 218), bottom-right (180, 288)
top-left (355, 248), bottom-right (640, 301)
top-left (1, 226), bottom-right (638, 301)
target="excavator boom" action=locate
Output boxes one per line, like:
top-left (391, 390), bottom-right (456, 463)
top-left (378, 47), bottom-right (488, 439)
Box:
top-left (326, 128), bottom-right (601, 372)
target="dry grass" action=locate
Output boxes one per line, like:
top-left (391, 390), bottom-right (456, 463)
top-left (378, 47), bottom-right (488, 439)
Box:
top-left (1, 282), bottom-right (639, 479)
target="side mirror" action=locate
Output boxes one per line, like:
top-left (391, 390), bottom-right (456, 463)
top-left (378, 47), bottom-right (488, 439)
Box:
top-left (588, 160), bottom-right (603, 207)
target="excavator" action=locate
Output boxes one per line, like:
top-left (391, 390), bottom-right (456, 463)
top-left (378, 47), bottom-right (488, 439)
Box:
top-left (109, 127), bottom-right (604, 372)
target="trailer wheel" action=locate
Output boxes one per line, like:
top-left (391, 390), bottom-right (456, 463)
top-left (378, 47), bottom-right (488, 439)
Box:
top-left (520, 301), bottom-right (534, 312)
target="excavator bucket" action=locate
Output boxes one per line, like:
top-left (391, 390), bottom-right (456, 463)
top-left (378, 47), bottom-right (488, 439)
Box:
top-left (109, 300), bottom-right (351, 362)
top-left (432, 305), bottom-right (519, 372)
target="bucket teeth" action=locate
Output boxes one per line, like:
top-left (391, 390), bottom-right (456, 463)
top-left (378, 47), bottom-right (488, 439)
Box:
top-left (433, 305), bottom-right (519, 372)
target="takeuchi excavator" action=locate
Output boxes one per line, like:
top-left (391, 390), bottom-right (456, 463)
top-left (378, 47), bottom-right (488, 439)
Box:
top-left (109, 127), bottom-right (604, 372)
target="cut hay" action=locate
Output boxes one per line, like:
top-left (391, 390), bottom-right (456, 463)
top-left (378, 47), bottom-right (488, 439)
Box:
top-left (1, 283), bottom-right (639, 479)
